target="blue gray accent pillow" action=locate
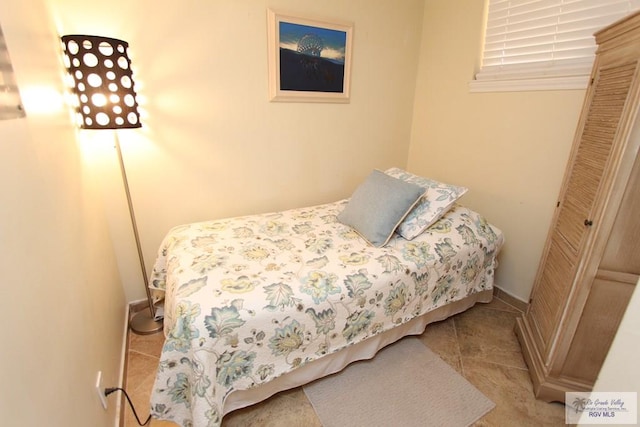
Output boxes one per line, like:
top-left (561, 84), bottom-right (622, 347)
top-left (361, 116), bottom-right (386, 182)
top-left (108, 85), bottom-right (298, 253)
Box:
top-left (337, 170), bottom-right (425, 247)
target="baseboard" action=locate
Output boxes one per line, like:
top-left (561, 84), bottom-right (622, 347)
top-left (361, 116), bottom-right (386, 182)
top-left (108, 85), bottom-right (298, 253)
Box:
top-left (493, 286), bottom-right (528, 312)
top-left (116, 303), bottom-right (130, 427)
top-left (128, 298), bottom-right (150, 317)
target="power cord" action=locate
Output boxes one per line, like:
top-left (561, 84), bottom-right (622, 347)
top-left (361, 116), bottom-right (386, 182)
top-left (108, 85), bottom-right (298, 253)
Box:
top-left (105, 387), bottom-right (152, 426)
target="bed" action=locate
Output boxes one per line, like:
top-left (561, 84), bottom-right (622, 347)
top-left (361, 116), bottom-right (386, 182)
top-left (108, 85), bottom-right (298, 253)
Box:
top-left (148, 168), bottom-right (504, 427)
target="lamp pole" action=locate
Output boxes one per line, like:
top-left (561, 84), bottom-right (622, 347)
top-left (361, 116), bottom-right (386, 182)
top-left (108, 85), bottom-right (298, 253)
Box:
top-left (115, 132), bottom-right (162, 334)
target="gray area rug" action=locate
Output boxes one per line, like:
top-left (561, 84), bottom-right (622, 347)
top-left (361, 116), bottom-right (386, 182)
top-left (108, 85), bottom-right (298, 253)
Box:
top-left (303, 337), bottom-right (494, 427)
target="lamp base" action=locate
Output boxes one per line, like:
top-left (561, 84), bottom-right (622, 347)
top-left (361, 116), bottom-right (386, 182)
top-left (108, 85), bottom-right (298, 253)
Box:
top-left (130, 307), bottom-right (163, 335)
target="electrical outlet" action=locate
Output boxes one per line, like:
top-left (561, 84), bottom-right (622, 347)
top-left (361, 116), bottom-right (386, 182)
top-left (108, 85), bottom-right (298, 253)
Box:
top-left (95, 371), bottom-right (108, 410)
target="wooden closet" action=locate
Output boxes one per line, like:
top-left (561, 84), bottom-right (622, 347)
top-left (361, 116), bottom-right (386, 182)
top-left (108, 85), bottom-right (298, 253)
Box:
top-left (515, 11), bottom-right (640, 403)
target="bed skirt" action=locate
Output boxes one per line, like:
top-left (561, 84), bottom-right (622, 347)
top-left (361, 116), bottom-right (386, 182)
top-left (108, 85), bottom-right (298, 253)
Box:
top-left (222, 288), bottom-right (493, 416)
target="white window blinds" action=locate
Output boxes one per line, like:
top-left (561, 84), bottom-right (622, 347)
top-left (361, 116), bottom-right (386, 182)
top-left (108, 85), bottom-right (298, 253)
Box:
top-left (470, 0), bottom-right (640, 92)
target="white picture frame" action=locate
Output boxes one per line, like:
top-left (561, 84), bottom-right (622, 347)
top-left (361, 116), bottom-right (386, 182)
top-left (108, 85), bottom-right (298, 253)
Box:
top-left (267, 9), bottom-right (353, 103)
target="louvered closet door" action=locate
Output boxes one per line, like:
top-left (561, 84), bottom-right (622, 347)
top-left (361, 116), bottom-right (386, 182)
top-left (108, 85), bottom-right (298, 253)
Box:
top-left (527, 61), bottom-right (638, 358)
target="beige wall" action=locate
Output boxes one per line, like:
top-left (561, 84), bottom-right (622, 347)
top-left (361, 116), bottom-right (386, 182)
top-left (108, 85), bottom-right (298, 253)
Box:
top-left (0, 1), bottom-right (126, 426)
top-left (47, 0), bottom-right (426, 302)
top-left (0, 1), bottom-right (634, 426)
top-left (409, 0), bottom-right (587, 301)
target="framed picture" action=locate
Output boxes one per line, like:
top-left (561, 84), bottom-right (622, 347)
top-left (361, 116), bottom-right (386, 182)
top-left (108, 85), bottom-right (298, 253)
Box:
top-left (267, 9), bottom-right (353, 103)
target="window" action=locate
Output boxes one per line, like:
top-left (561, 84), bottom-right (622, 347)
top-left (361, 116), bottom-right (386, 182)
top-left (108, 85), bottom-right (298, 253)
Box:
top-left (0, 24), bottom-right (25, 120)
top-left (470, 0), bottom-right (640, 92)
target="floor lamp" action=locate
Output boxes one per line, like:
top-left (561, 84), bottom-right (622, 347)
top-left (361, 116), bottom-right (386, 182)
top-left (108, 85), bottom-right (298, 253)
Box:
top-left (61, 35), bottom-right (163, 334)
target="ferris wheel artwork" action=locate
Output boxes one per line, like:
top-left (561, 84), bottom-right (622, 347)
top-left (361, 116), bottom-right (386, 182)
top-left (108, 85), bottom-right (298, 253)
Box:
top-left (267, 9), bottom-right (353, 103)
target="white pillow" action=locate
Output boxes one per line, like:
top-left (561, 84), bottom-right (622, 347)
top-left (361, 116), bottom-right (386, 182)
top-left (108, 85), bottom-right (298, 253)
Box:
top-left (385, 168), bottom-right (468, 240)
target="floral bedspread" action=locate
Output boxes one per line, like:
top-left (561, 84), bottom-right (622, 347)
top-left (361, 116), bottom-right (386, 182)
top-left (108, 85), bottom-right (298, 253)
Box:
top-left (148, 200), bottom-right (503, 427)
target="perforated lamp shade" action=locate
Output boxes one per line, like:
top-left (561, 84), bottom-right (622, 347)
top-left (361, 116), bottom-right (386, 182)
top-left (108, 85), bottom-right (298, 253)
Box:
top-left (61, 35), bottom-right (141, 129)
top-left (60, 35), bottom-right (161, 334)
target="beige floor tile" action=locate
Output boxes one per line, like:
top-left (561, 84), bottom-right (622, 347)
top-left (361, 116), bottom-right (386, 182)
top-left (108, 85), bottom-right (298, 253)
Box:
top-left (124, 350), bottom-right (161, 427)
top-left (222, 388), bottom-right (321, 427)
top-left (129, 330), bottom-right (165, 358)
top-left (418, 316), bottom-right (464, 374)
top-left (124, 331), bottom-right (165, 427)
top-left (463, 358), bottom-right (565, 426)
top-left (455, 305), bottom-right (528, 370)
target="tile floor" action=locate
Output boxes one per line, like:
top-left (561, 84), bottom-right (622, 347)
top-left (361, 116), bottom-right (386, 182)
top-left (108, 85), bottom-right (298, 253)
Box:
top-left (123, 297), bottom-right (567, 427)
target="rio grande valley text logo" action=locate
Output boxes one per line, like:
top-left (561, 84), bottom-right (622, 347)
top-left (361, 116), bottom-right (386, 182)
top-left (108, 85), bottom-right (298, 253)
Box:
top-left (566, 392), bottom-right (637, 425)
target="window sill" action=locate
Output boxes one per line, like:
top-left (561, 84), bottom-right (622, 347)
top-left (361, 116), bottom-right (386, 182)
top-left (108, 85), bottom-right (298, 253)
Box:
top-left (468, 75), bottom-right (589, 93)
